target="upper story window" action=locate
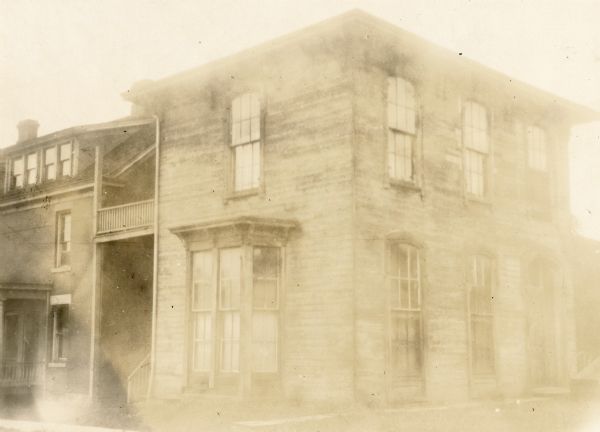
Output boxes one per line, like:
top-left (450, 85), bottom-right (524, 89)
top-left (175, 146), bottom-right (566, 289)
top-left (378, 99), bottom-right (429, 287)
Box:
top-left (5, 141), bottom-right (75, 192)
top-left (44, 147), bottom-right (57, 180)
top-left (56, 211), bottom-right (72, 268)
top-left (26, 152), bottom-right (38, 185)
top-left (231, 93), bottom-right (261, 192)
top-left (387, 77), bottom-right (417, 183)
top-left (11, 157), bottom-right (24, 189)
top-left (386, 242), bottom-right (423, 380)
top-left (527, 126), bottom-right (547, 171)
top-left (59, 143), bottom-right (73, 177)
top-left (463, 101), bottom-right (489, 197)
top-left (468, 255), bottom-right (495, 375)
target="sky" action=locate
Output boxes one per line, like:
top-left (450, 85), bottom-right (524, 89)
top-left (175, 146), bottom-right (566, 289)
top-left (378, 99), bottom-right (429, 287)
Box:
top-left (1, 0), bottom-right (599, 238)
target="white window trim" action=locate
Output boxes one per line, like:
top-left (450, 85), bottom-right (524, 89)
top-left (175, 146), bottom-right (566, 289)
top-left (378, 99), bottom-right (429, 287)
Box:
top-left (387, 77), bottom-right (420, 186)
top-left (228, 93), bottom-right (264, 197)
top-left (462, 101), bottom-right (492, 201)
top-left (50, 295), bottom-right (70, 364)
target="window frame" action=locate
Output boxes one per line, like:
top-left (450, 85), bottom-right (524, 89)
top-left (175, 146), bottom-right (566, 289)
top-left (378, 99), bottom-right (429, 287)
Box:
top-left (4, 140), bottom-right (77, 192)
top-left (228, 92), bottom-right (264, 196)
top-left (55, 211), bottom-right (72, 270)
top-left (186, 241), bottom-right (283, 389)
top-left (49, 295), bottom-right (70, 365)
top-left (25, 152), bottom-right (38, 186)
top-left (462, 101), bottom-right (492, 200)
top-left (386, 76), bottom-right (421, 188)
top-left (385, 239), bottom-right (425, 387)
top-left (466, 254), bottom-right (497, 378)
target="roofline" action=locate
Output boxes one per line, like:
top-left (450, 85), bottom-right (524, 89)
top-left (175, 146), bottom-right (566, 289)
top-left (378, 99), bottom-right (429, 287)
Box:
top-left (124, 9), bottom-right (599, 124)
top-left (1, 116), bottom-right (155, 156)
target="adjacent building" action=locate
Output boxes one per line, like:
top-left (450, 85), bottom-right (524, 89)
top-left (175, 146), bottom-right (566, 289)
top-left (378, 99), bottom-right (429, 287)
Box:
top-left (1, 10), bottom-right (598, 407)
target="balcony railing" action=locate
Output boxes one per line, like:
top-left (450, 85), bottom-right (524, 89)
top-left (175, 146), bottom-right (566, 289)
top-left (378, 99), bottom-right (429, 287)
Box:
top-left (0, 361), bottom-right (45, 387)
top-left (97, 199), bottom-right (154, 235)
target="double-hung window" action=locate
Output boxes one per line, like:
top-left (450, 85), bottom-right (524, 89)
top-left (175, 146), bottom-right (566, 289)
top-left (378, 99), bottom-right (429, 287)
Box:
top-left (44, 147), bottom-right (57, 181)
top-left (252, 247), bottom-right (280, 373)
top-left (463, 102), bottom-right (489, 197)
top-left (231, 93), bottom-right (261, 191)
top-left (59, 143), bottom-right (73, 177)
top-left (11, 157), bottom-right (24, 189)
top-left (387, 77), bottom-right (417, 182)
top-left (526, 126), bottom-right (550, 206)
top-left (26, 152), bottom-right (38, 185)
top-left (51, 303), bottom-right (69, 362)
top-left (387, 243), bottom-right (423, 379)
top-left (468, 255), bottom-right (495, 375)
top-left (56, 212), bottom-right (72, 268)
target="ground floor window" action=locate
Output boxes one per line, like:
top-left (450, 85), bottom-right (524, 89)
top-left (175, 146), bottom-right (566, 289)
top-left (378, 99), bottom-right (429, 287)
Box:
top-left (190, 246), bottom-right (281, 379)
top-left (468, 255), bottom-right (495, 375)
top-left (387, 242), bottom-right (423, 379)
top-left (51, 304), bottom-right (69, 362)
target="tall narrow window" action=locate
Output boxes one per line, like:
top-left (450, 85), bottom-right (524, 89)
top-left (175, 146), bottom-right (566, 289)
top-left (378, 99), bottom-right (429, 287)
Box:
top-left (45, 147), bottom-right (57, 181)
top-left (231, 94), bottom-right (261, 191)
top-left (252, 247), bottom-right (280, 373)
top-left (527, 126), bottom-right (547, 171)
top-left (191, 251), bottom-right (214, 372)
top-left (468, 255), bottom-right (495, 375)
top-left (219, 248), bottom-right (241, 372)
top-left (387, 243), bottom-right (422, 379)
top-left (26, 153), bottom-right (38, 185)
top-left (387, 77), bottom-right (417, 182)
top-left (463, 102), bottom-right (489, 197)
top-left (11, 157), bottom-right (24, 189)
top-left (59, 143), bottom-right (72, 177)
top-left (56, 212), bottom-right (72, 268)
top-left (527, 126), bottom-right (550, 207)
top-left (51, 304), bottom-right (69, 362)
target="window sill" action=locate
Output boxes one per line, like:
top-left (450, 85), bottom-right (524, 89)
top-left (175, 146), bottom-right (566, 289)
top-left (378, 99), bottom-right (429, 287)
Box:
top-left (389, 179), bottom-right (421, 193)
top-left (465, 194), bottom-right (492, 206)
top-left (48, 362), bottom-right (67, 368)
top-left (225, 187), bottom-right (261, 202)
top-left (51, 266), bottom-right (71, 274)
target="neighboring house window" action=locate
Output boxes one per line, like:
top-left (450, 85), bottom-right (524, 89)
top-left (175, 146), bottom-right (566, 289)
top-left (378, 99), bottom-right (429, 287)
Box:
top-left (387, 77), bottom-right (417, 182)
top-left (468, 255), bottom-right (495, 375)
top-left (44, 147), bottom-right (57, 180)
top-left (463, 102), bottom-right (489, 197)
top-left (527, 126), bottom-right (547, 171)
top-left (56, 212), bottom-right (72, 267)
top-left (252, 247), bottom-right (280, 373)
top-left (26, 152), bottom-right (38, 185)
top-left (59, 143), bottom-right (73, 177)
top-left (11, 157), bottom-right (24, 189)
top-left (231, 93), bottom-right (261, 191)
top-left (387, 243), bottom-right (423, 379)
top-left (51, 303), bottom-right (69, 362)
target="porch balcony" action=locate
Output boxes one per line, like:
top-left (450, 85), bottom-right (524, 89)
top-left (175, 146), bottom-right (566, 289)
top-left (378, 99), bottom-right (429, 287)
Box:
top-left (96, 199), bottom-right (154, 239)
top-left (0, 361), bottom-right (45, 387)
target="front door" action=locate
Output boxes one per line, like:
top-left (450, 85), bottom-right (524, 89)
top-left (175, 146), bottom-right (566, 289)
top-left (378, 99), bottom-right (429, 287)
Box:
top-left (528, 260), bottom-right (559, 387)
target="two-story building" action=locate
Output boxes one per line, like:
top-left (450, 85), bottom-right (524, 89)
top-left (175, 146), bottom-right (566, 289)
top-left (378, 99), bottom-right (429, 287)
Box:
top-left (0, 115), bottom-right (156, 408)
top-left (123, 10), bottom-right (598, 406)
top-left (1, 10), bottom-right (598, 410)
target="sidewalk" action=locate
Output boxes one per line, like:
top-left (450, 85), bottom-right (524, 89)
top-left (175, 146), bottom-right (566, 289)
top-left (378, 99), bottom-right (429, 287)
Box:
top-left (0, 394), bottom-right (598, 432)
